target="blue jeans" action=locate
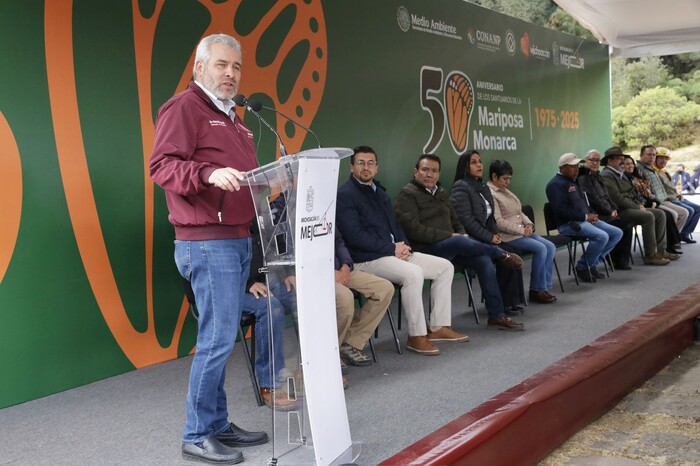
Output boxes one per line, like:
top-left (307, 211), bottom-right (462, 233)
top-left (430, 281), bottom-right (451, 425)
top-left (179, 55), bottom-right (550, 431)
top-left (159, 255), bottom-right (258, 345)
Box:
top-left (558, 220), bottom-right (622, 270)
top-left (423, 235), bottom-right (506, 320)
top-left (508, 234), bottom-right (555, 291)
top-left (175, 238), bottom-right (251, 444)
top-left (240, 278), bottom-right (296, 389)
top-left (673, 199), bottom-right (700, 237)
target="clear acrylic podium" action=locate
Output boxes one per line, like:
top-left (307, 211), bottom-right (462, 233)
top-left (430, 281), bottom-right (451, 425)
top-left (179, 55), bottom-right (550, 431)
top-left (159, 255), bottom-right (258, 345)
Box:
top-left (245, 148), bottom-right (361, 466)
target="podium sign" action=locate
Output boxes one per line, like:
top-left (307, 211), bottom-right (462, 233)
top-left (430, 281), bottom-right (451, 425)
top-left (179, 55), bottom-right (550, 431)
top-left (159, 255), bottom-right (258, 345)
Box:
top-left (246, 148), bottom-right (358, 466)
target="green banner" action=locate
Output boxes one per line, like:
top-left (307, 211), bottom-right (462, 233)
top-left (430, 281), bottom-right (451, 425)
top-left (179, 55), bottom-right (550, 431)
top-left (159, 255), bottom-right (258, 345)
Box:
top-left (0, 0), bottom-right (609, 408)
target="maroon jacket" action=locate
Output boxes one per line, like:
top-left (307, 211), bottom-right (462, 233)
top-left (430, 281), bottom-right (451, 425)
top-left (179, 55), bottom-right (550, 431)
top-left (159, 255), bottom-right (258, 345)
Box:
top-left (149, 82), bottom-right (258, 240)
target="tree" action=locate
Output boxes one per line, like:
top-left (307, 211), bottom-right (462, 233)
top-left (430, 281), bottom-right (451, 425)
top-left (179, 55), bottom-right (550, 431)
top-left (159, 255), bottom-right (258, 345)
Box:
top-left (612, 57), bottom-right (670, 107)
top-left (466, 0), bottom-right (556, 27)
top-left (613, 87), bottom-right (700, 149)
top-left (665, 70), bottom-right (700, 104)
top-left (548, 9), bottom-right (594, 39)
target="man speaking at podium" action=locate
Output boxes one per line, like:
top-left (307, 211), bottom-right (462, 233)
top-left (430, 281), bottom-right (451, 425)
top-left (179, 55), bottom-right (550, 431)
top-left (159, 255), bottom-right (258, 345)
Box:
top-left (150, 33), bottom-right (268, 464)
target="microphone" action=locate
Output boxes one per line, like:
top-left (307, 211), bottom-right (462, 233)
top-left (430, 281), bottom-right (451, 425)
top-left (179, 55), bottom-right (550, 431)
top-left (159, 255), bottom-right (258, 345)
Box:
top-left (260, 105), bottom-right (322, 148)
top-left (233, 94), bottom-right (288, 156)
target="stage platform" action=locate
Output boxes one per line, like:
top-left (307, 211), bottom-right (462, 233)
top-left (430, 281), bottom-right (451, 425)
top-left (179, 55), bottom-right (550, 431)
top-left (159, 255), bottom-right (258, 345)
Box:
top-left (1, 241), bottom-right (699, 465)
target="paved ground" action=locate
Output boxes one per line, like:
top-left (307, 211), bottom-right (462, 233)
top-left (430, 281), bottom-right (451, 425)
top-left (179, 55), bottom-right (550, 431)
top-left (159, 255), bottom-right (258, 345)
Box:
top-left (540, 342), bottom-right (700, 466)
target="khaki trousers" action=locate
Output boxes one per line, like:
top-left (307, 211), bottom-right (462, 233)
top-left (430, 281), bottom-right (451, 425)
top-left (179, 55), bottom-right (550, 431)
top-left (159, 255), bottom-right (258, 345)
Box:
top-left (659, 200), bottom-right (688, 232)
top-left (619, 207), bottom-right (666, 256)
top-left (335, 270), bottom-right (393, 350)
top-left (355, 252), bottom-right (454, 337)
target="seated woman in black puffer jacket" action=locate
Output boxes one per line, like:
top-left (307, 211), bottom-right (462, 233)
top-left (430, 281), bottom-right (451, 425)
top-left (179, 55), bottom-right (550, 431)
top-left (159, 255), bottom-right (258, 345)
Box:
top-left (450, 149), bottom-right (531, 311)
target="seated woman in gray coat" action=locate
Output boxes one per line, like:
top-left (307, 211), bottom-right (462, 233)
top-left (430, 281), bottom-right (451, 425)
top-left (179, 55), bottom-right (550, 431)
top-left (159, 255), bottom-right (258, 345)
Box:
top-left (450, 150), bottom-right (530, 311)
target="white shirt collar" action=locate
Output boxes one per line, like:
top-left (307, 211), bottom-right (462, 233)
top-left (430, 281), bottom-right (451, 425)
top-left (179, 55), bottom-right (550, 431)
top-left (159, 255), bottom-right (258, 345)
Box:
top-left (194, 80), bottom-right (236, 117)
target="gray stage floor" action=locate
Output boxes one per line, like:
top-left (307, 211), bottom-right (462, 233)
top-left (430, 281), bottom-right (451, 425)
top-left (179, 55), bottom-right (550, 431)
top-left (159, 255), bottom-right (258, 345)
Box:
top-left (1, 238), bottom-right (699, 466)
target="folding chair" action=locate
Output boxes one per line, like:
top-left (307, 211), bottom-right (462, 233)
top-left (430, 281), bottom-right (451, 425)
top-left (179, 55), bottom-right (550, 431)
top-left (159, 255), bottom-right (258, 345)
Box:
top-left (396, 264), bottom-right (480, 325)
top-left (352, 289), bottom-right (403, 360)
top-left (182, 277), bottom-right (264, 406)
top-left (543, 203), bottom-right (583, 285)
top-left (521, 204), bottom-right (566, 293)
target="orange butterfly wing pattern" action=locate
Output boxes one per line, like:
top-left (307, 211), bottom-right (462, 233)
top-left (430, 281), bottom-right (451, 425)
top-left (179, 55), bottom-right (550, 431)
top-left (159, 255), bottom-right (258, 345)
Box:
top-left (45, 0), bottom-right (327, 368)
top-left (444, 72), bottom-right (474, 154)
top-left (0, 111), bottom-right (22, 286)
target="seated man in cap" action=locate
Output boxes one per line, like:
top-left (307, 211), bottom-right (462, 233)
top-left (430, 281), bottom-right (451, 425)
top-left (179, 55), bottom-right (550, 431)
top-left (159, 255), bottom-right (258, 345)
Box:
top-left (653, 147), bottom-right (699, 244)
top-left (637, 145), bottom-right (689, 236)
top-left (545, 153), bottom-right (623, 283)
top-left (577, 149), bottom-right (634, 270)
top-left (600, 147), bottom-right (673, 265)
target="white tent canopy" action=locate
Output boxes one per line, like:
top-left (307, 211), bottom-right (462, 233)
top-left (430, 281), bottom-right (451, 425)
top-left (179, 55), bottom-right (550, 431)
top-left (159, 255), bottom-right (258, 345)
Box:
top-left (554, 0), bottom-right (700, 57)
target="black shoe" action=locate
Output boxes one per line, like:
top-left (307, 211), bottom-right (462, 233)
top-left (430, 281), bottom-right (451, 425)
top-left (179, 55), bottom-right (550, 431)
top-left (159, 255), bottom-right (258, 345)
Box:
top-left (590, 267), bottom-right (606, 280)
top-left (614, 262), bottom-right (632, 270)
top-left (182, 437), bottom-right (244, 464)
top-left (505, 305), bottom-right (524, 316)
top-left (681, 235), bottom-right (697, 244)
top-left (215, 423), bottom-right (269, 447)
top-left (575, 266), bottom-right (596, 283)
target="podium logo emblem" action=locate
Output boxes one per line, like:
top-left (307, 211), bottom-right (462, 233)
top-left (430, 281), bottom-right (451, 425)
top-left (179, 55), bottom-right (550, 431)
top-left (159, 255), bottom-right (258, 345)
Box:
top-left (306, 186), bottom-right (314, 212)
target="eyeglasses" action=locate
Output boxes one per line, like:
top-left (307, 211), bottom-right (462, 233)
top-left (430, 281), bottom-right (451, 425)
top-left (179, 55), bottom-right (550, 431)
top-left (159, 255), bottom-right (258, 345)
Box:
top-left (353, 160), bottom-right (377, 167)
top-left (588, 159), bottom-right (601, 163)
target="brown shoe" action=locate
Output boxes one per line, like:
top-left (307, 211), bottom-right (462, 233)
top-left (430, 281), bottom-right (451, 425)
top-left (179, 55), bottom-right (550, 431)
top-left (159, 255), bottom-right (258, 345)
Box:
top-left (643, 254), bottom-right (669, 266)
top-left (496, 252), bottom-right (523, 269)
top-left (528, 290), bottom-right (556, 304)
top-left (260, 387), bottom-right (298, 411)
top-left (487, 316), bottom-right (525, 331)
top-left (428, 326), bottom-right (469, 342)
top-left (406, 335), bottom-right (440, 355)
top-left (663, 251), bottom-right (680, 261)
top-left (543, 291), bottom-right (558, 301)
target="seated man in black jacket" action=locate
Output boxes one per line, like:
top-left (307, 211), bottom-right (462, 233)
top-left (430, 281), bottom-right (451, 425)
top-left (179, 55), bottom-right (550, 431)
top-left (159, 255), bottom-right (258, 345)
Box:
top-left (577, 149), bottom-right (634, 270)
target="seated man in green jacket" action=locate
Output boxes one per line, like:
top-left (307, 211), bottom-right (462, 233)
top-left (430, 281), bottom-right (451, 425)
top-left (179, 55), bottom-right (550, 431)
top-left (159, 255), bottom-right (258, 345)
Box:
top-left (393, 153), bottom-right (525, 332)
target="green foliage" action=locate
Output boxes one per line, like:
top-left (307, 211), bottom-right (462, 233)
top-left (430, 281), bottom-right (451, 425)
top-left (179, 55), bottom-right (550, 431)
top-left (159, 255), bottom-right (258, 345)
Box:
top-left (467, 0), bottom-right (556, 28)
top-left (612, 57), bottom-right (670, 107)
top-left (611, 106), bottom-right (626, 148)
top-left (548, 9), bottom-right (594, 39)
top-left (612, 87), bottom-right (700, 149)
top-left (664, 70), bottom-right (700, 103)
top-left (661, 52), bottom-right (700, 77)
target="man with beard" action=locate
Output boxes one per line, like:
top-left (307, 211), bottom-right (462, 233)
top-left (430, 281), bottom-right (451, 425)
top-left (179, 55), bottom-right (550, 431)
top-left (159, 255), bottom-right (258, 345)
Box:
top-left (150, 34), bottom-right (268, 464)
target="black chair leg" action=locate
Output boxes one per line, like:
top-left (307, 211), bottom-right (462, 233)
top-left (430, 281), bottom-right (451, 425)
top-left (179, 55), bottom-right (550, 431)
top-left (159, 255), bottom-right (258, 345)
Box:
top-left (385, 309), bottom-right (403, 354)
top-left (396, 291), bottom-right (402, 331)
top-left (464, 273), bottom-right (480, 324)
top-left (553, 257), bottom-right (565, 293)
top-left (238, 325), bottom-right (264, 407)
top-left (567, 244), bottom-right (579, 285)
top-left (367, 337), bottom-right (378, 363)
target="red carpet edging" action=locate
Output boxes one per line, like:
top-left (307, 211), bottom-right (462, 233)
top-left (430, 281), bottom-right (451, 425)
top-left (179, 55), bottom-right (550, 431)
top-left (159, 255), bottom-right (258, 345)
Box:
top-left (380, 282), bottom-right (700, 466)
